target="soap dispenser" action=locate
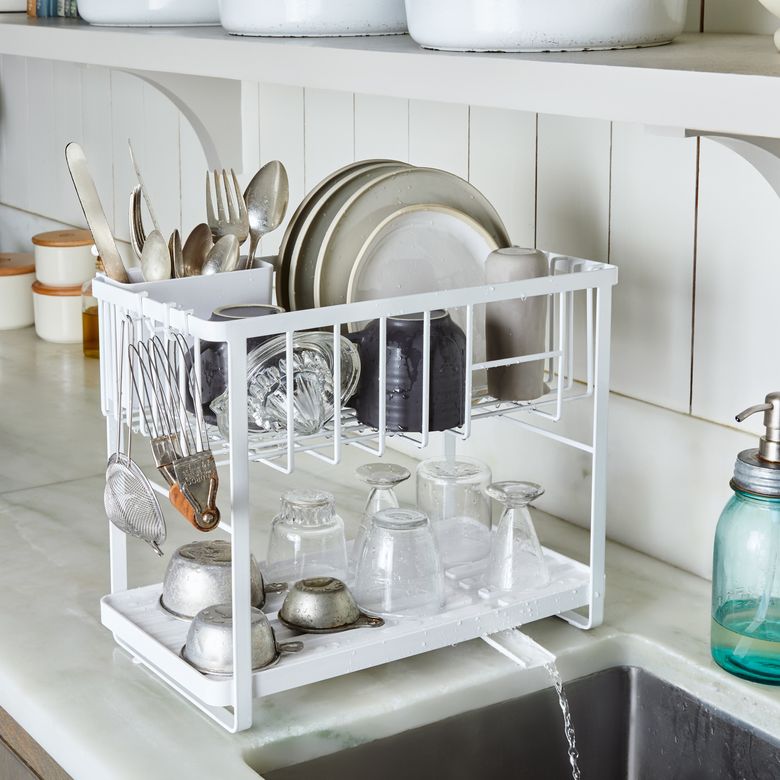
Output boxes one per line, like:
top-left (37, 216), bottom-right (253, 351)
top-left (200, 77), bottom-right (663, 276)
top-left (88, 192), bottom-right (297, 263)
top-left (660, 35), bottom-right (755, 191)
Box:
top-left (711, 392), bottom-right (780, 684)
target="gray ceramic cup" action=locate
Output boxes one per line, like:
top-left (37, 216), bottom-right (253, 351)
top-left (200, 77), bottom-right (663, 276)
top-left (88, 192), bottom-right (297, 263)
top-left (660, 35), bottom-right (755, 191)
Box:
top-left (485, 247), bottom-right (549, 402)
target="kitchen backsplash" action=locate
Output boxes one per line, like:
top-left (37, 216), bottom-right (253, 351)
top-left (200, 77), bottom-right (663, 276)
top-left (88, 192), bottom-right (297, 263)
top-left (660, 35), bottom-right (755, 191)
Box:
top-left (0, 0), bottom-right (774, 580)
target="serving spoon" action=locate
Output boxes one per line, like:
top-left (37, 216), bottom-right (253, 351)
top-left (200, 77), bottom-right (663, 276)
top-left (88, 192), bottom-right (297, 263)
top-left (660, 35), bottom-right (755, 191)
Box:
top-left (243, 160), bottom-right (289, 269)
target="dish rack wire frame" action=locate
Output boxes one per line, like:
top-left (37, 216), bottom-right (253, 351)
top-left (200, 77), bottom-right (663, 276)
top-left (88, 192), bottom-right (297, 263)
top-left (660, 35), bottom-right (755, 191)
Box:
top-left (93, 252), bottom-right (617, 733)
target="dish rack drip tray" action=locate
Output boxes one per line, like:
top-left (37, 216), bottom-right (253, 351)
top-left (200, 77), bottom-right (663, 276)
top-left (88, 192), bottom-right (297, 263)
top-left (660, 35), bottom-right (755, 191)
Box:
top-left (102, 547), bottom-right (589, 707)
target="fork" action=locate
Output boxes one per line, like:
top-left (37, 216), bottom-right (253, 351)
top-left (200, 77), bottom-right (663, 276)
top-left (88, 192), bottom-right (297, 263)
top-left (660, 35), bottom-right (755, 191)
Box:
top-left (206, 169), bottom-right (249, 246)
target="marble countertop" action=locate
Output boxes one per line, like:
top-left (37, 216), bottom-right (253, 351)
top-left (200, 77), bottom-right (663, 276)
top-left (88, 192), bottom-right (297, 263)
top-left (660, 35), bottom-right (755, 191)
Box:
top-left (1, 328), bottom-right (779, 780)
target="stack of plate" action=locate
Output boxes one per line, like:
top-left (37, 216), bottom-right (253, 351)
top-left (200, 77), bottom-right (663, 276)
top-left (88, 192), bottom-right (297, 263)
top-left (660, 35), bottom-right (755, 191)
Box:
top-left (277, 161), bottom-right (512, 331)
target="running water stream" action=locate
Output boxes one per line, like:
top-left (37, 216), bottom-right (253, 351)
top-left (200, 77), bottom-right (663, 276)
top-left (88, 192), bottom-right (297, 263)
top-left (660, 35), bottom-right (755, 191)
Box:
top-left (545, 661), bottom-right (581, 780)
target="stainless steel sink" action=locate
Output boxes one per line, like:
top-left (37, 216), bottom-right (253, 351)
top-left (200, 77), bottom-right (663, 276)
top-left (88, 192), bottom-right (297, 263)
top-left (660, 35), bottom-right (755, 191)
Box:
top-left (262, 667), bottom-right (780, 779)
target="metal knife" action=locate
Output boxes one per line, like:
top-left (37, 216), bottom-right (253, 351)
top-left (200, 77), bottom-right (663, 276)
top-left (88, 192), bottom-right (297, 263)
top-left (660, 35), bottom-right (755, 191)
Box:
top-left (128, 139), bottom-right (161, 235)
top-left (65, 142), bottom-right (129, 284)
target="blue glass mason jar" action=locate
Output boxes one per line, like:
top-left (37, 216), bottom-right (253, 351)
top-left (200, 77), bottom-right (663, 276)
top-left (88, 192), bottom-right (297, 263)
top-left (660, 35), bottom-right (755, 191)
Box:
top-left (711, 393), bottom-right (780, 685)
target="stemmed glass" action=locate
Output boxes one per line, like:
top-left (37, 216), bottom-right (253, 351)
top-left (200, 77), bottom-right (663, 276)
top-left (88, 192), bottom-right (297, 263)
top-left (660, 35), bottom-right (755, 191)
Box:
top-left (486, 481), bottom-right (549, 592)
top-left (351, 463), bottom-right (411, 569)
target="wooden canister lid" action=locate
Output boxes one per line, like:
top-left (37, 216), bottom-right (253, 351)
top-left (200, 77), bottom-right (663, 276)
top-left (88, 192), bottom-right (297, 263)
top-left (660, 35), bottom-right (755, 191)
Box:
top-left (31, 280), bottom-right (82, 297)
top-left (0, 252), bottom-right (35, 276)
top-left (32, 229), bottom-right (94, 248)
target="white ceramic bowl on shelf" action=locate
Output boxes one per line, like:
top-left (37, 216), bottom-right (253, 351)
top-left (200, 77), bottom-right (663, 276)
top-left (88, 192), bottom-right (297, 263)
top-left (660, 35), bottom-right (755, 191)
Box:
top-left (404, 0), bottom-right (688, 52)
top-left (78, 0), bottom-right (220, 26)
top-left (219, 0), bottom-right (407, 37)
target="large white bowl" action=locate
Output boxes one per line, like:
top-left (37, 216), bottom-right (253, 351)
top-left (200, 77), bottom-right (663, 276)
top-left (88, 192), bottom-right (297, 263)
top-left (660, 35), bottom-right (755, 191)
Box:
top-left (78, 0), bottom-right (220, 26)
top-left (219, 0), bottom-right (407, 37)
top-left (405, 0), bottom-right (688, 52)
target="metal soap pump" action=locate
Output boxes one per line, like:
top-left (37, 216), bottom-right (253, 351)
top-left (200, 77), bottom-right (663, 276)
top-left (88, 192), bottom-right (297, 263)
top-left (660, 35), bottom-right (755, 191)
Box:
top-left (711, 392), bottom-right (780, 684)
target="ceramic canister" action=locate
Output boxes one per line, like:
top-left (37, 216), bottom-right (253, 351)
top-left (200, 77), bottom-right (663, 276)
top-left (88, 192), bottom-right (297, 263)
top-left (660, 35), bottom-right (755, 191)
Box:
top-left (32, 281), bottom-right (83, 343)
top-left (0, 253), bottom-right (35, 330)
top-left (485, 248), bottom-right (548, 402)
top-left (348, 310), bottom-right (467, 433)
top-left (32, 228), bottom-right (95, 287)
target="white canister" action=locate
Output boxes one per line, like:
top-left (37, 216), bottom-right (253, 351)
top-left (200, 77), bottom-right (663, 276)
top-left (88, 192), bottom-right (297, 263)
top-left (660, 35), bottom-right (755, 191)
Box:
top-left (0, 253), bottom-right (35, 330)
top-left (32, 229), bottom-right (96, 287)
top-left (32, 281), bottom-right (83, 344)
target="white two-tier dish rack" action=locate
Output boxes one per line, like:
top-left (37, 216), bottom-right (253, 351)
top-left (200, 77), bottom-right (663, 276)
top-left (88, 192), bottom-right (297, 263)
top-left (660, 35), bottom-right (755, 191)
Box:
top-left (94, 251), bottom-right (617, 733)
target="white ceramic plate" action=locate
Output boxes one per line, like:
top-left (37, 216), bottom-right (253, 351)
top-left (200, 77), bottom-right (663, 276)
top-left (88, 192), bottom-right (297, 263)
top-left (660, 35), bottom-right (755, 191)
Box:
top-left (347, 204), bottom-right (499, 381)
top-left (314, 167), bottom-right (510, 310)
top-left (348, 204), bottom-right (498, 308)
top-left (289, 161), bottom-right (410, 310)
top-left (276, 159), bottom-right (392, 310)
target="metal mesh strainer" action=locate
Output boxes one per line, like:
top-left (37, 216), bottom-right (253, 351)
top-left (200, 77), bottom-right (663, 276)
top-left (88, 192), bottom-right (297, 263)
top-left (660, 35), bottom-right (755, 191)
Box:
top-left (104, 453), bottom-right (166, 556)
top-left (104, 316), bottom-right (167, 556)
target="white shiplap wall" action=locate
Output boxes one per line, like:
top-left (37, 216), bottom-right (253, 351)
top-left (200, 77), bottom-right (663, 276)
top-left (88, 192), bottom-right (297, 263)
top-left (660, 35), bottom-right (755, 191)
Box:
top-left (0, 2), bottom-right (775, 579)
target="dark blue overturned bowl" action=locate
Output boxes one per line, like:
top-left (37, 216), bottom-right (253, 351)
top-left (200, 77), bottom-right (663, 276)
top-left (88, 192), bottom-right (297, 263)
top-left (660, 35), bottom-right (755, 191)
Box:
top-left (347, 310), bottom-right (466, 433)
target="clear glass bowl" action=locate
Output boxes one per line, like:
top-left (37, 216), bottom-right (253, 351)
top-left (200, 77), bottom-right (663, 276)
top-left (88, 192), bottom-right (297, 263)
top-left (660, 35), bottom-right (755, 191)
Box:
top-left (266, 489), bottom-right (348, 583)
top-left (354, 507), bottom-right (444, 618)
top-left (210, 332), bottom-right (360, 437)
top-left (416, 456), bottom-right (492, 569)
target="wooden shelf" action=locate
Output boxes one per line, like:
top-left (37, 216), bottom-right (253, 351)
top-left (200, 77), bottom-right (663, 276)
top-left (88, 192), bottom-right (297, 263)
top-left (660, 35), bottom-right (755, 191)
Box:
top-left (3, 15), bottom-right (780, 136)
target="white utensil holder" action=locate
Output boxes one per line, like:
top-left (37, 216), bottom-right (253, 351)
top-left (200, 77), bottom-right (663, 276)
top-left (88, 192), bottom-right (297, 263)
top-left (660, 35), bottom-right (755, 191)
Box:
top-left (94, 251), bottom-right (617, 733)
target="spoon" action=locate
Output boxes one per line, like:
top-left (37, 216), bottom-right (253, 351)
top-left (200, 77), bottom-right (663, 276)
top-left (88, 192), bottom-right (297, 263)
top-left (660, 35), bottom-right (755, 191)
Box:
top-left (182, 223), bottom-right (213, 277)
top-left (243, 160), bottom-right (289, 270)
top-left (202, 234), bottom-right (240, 275)
top-left (168, 229), bottom-right (184, 279)
top-left (140, 230), bottom-right (172, 282)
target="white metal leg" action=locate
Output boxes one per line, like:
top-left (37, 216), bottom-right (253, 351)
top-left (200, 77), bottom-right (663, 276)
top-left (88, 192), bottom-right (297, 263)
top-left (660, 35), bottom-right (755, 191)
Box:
top-left (560, 284), bottom-right (612, 630)
top-left (228, 336), bottom-right (253, 733)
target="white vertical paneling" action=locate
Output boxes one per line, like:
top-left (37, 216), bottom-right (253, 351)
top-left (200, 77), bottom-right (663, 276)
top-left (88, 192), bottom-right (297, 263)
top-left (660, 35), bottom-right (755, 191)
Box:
top-left (52, 62), bottom-right (84, 227)
top-left (26, 59), bottom-right (57, 220)
top-left (408, 100), bottom-right (468, 178)
top-left (536, 115), bottom-right (610, 384)
top-left (111, 75), bottom-right (181, 243)
top-left (536, 115), bottom-right (611, 260)
top-left (141, 82), bottom-right (181, 237)
top-left (468, 107), bottom-right (536, 246)
top-left (692, 139), bottom-right (780, 435)
top-left (179, 114), bottom-right (208, 238)
top-left (110, 71), bottom-right (145, 244)
top-left (80, 65), bottom-right (114, 234)
top-left (259, 83), bottom-right (305, 258)
top-left (609, 123), bottom-right (697, 412)
top-left (354, 94), bottom-right (408, 162)
top-left (0, 56), bottom-right (30, 211)
top-left (685, 0), bottom-right (702, 32)
top-left (704, 0), bottom-right (777, 33)
top-left (303, 88), bottom-right (354, 192)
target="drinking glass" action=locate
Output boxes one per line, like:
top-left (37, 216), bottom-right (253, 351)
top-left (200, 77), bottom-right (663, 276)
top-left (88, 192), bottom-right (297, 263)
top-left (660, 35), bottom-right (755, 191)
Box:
top-left (416, 457), bottom-right (492, 568)
top-left (351, 462), bottom-right (411, 569)
top-left (354, 508), bottom-right (444, 618)
top-left (486, 481), bottom-right (549, 592)
top-left (266, 489), bottom-right (348, 583)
